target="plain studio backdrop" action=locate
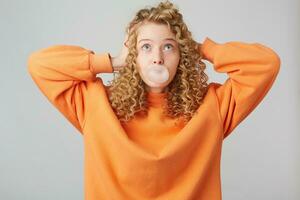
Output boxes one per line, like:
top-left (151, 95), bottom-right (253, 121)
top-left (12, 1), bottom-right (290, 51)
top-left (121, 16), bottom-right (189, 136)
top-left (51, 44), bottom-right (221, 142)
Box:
top-left (0, 0), bottom-right (299, 199)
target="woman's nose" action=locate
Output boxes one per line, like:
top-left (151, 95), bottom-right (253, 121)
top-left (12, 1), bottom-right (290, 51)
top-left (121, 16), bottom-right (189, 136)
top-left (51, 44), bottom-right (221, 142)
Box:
top-left (152, 51), bottom-right (164, 64)
top-left (153, 60), bottom-right (163, 64)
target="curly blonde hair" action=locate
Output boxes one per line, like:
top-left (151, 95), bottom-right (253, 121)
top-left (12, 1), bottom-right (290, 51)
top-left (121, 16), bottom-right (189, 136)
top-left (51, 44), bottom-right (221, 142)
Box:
top-left (107, 0), bottom-right (209, 124)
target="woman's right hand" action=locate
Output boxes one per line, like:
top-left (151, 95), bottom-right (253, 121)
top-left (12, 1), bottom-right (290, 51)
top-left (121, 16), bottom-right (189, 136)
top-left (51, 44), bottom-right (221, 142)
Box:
top-left (111, 33), bottom-right (129, 71)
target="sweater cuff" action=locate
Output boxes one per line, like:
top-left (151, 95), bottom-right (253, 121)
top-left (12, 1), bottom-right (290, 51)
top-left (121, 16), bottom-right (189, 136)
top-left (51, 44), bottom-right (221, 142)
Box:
top-left (200, 37), bottom-right (221, 63)
top-left (90, 52), bottom-right (114, 74)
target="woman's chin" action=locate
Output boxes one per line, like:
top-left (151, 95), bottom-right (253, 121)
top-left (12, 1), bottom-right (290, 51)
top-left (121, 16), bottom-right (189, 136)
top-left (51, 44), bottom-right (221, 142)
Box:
top-left (146, 80), bottom-right (167, 88)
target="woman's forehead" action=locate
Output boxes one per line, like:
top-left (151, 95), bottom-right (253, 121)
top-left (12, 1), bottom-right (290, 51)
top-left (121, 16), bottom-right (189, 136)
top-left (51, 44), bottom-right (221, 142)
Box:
top-left (137, 22), bottom-right (176, 42)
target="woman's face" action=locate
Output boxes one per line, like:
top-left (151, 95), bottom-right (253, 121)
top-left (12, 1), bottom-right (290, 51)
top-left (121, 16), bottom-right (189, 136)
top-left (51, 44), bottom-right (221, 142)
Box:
top-left (136, 22), bottom-right (180, 93)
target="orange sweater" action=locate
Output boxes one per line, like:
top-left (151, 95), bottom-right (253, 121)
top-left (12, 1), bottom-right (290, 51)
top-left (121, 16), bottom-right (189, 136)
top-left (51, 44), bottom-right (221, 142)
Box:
top-left (27, 37), bottom-right (280, 200)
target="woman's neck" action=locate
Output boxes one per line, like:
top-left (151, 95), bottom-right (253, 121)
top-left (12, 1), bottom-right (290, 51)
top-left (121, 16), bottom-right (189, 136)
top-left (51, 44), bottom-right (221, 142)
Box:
top-left (146, 85), bottom-right (169, 94)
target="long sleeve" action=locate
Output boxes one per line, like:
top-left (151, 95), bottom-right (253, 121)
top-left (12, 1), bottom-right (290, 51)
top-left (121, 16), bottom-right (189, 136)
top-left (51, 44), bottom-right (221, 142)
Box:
top-left (200, 37), bottom-right (281, 139)
top-left (27, 45), bottom-right (113, 135)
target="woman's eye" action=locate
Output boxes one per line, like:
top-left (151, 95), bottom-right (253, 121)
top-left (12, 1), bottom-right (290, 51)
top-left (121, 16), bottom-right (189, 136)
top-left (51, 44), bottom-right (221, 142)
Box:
top-left (164, 44), bottom-right (173, 50)
top-left (141, 44), bottom-right (151, 50)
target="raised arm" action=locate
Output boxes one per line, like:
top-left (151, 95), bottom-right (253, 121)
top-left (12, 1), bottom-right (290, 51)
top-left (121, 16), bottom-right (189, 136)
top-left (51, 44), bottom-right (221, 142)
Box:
top-left (200, 37), bottom-right (281, 139)
top-left (27, 45), bottom-right (113, 135)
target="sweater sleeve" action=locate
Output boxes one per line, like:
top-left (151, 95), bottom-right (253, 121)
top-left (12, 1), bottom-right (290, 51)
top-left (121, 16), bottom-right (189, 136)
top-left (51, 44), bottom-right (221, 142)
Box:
top-left (27, 45), bottom-right (114, 135)
top-left (200, 37), bottom-right (281, 139)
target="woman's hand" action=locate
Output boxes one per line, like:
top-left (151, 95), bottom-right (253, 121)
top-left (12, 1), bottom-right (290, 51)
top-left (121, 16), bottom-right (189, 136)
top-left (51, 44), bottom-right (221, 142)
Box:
top-left (111, 33), bottom-right (129, 71)
top-left (196, 42), bottom-right (202, 52)
top-left (197, 42), bottom-right (206, 60)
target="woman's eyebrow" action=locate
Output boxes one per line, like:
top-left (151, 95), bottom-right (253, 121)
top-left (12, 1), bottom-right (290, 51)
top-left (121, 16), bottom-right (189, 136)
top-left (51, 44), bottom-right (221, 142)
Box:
top-left (138, 38), bottom-right (177, 43)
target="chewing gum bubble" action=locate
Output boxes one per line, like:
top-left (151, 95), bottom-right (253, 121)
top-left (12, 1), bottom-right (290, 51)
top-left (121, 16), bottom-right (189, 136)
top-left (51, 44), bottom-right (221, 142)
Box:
top-left (145, 64), bottom-right (169, 84)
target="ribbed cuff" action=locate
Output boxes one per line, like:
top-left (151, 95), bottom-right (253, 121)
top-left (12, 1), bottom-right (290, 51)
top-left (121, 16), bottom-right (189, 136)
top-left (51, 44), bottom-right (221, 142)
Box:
top-left (90, 52), bottom-right (114, 74)
top-left (201, 37), bottom-right (221, 63)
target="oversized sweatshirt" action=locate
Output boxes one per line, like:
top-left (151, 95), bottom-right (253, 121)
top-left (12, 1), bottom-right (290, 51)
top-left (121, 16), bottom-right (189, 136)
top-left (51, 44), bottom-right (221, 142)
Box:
top-left (27, 37), bottom-right (280, 200)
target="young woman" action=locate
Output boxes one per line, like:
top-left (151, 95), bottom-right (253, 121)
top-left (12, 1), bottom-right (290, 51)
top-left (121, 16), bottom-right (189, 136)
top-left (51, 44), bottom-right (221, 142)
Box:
top-left (27, 1), bottom-right (280, 199)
